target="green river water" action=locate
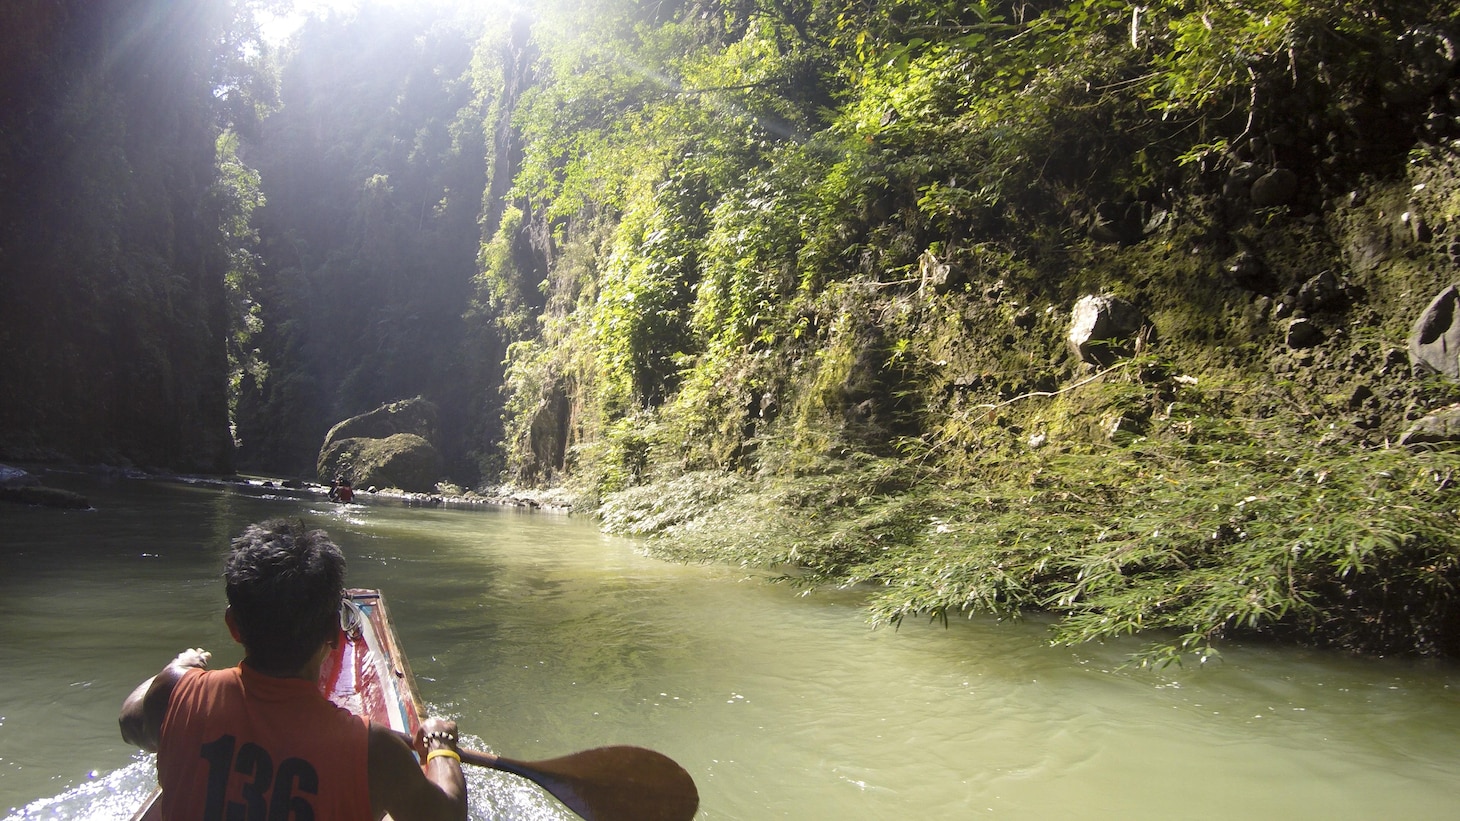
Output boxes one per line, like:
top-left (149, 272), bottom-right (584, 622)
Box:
top-left (2, 471), bottom-right (1459, 820)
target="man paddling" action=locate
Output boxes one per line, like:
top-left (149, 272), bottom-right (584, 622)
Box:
top-left (119, 519), bottom-right (468, 820)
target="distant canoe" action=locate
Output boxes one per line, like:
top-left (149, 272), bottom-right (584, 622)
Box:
top-left (130, 589), bottom-right (423, 819)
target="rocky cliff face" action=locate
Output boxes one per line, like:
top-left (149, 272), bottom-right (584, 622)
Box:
top-left (478, 6), bottom-right (1460, 505)
top-left (903, 150), bottom-right (1460, 463)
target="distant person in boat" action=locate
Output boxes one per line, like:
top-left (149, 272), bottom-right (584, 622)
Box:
top-left (329, 474), bottom-right (355, 502)
top-left (119, 519), bottom-right (468, 821)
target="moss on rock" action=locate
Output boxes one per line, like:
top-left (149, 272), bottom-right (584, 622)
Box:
top-left (319, 433), bottom-right (442, 493)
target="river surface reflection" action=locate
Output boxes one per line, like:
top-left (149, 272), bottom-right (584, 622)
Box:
top-left (2, 471), bottom-right (1460, 820)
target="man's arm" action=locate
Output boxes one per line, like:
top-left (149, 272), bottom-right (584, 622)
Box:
top-left (368, 717), bottom-right (468, 821)
top-left (118, 648), bottom-right (211, 752)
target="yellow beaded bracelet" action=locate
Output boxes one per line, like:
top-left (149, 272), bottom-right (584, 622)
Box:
top-left (425, 748), bottom-right (461, 765)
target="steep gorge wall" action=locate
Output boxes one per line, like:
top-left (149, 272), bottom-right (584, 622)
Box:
top-left (0, 0), bottom-right (233, 472)
top-left (489, 4), bottom-right (1460, 501)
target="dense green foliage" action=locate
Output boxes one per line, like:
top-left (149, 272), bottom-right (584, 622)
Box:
top-left (486, 0), bottom-right (1460, 660)
top-left (605, 400), bottom-right (1460, 664)
top-left (488, 0), bottom-right (1459, 488)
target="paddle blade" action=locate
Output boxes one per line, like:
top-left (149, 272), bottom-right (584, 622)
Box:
top-left (462, 745), bottom-right (698, 821)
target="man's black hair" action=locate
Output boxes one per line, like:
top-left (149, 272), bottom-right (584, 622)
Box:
top-left (224, 519), bottom-right (346, 672)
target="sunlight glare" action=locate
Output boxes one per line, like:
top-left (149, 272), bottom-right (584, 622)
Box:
top-left (258, 0), bottom-right (522, 46)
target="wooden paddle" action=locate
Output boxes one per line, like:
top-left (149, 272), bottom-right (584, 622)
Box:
top-left (462, 744), bottom-right (698, 821)
top-left (413, 734), bottom-right (699, 821)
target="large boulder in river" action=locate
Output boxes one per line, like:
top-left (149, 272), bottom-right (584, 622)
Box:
top-left (321, 397), bottom-right (439, 453)
top-left (318, 433), bottom-right (442, 493)
top-left (317, 398), bottom-right (444, 491)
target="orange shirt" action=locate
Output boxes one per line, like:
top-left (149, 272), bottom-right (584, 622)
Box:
top-left (157, 664), bottom-right (371, 820)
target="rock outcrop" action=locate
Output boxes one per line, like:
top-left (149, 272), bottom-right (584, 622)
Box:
top-left (1410, 284), bottom-right (1460, 380)
top-left (1400, 403), bottom-right (1460, 448)
top-left (1068, 294), bottom-right (1151, 366)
